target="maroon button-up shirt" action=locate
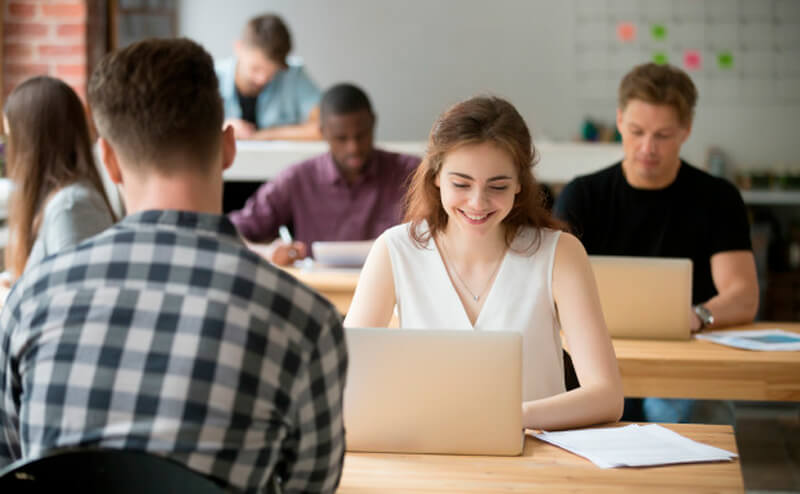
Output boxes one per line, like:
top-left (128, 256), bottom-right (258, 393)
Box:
top-left (229, 148), bottom-right (420, 254)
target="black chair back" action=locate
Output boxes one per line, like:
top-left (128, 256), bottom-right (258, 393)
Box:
top-left (0, 448), bottom-right (229, 493)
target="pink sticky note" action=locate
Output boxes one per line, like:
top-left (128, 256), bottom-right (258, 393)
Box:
top-left (684, 50), bottom-right (702, 70)
top-left (617, 22), bottom-right (636, 42)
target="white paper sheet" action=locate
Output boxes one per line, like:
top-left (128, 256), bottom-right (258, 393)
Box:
top-left (532, 424), bottom-right (737, 468)
top-left (696, 329), bottom-right (800, 351)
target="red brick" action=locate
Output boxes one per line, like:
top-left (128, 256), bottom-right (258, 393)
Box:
top-left (7, 2), bottom-right (37, 18)
top-left (56, 23), bottom-right (86, 37)
top-left (38, 44), bottom-right (86, 57)
top-left (4, 43), bottom-right (35, 59)
top-left (59, 74), bottom-right (85, 86)
top-left (5, 22), bottom-right (50, 38)
top-left (42, 2), bottom-right (87, 19)
top-left (55, 64), bottom-right (87, 78)
top-left (5, 63), bottom-right (50, 78)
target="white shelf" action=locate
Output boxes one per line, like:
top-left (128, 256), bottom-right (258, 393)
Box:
top-left (740, 189), bottom-right (800, 206)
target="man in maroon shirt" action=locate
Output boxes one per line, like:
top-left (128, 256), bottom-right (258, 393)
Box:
top-left (229, 83), bottom-right (420, 265)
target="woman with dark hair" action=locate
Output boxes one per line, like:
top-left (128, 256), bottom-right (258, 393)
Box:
top-left (3, 76), bottom-right (116, 283)
top-left (345, 96), bottom-right (622, 430)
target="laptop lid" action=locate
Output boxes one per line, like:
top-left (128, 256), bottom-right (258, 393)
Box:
top-left (590, 256), bottom-right (693, 340)
top-left (344, 328), bottom-right (523, 455)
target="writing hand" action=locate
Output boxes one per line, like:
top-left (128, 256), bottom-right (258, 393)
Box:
top-left (270, 240), bottom-right (308, 266)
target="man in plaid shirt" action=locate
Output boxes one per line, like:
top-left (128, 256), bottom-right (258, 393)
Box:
top-left (0, 38), bottom-right (347, 493)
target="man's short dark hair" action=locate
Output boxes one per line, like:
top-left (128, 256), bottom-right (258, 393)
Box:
top-left (88, 38), bottom-right (223, 173)
top-left (619, 62), bottom-right (698, 126)
top-left (242, 14), bottom-right (291, 66)
top-left (320, 83), bottom-right (374, 119)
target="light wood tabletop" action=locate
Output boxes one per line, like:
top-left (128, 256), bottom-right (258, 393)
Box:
top-left (338, 423), bottom-right (743, 493)
top-left (282, 267), bottom-right (359, 315)
top-left (614, 322), bottom-right (800, 401)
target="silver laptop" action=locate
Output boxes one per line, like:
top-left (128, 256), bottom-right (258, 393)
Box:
top-left (590, 256), bottom-right (693, 340)
top-left (344, 328), bottom-right (523, 455)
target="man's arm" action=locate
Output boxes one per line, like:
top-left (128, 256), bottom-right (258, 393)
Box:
top-left (279, 309), bottom-right (348, 493)
top-left (694, 181), bottom-right (759, 330)
top-left (250, 106), bottom-right (322, 141)
top-left (228, 170), bottom-right (296, 242)
top-left (694, 250), bottom-right (759, 330)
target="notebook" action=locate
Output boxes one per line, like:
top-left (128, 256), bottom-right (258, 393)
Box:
top-left (344, 328), bottom-right (523, 455)
top-left (589, 256), bottom-right (693, 340)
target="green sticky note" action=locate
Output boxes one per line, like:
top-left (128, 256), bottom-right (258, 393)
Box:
top-left (717, 51), bottom-right (734, 69)
top-left (653, 52), bottom-right (669, 64)
top-left (651, 24), bottom-right (667, 41)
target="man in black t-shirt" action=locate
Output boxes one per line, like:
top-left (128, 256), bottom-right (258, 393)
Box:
top-left (554, 63), bottom-right (759, 422)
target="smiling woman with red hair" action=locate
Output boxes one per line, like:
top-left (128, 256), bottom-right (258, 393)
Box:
top-left (345, 95), bottom-right (623, 431)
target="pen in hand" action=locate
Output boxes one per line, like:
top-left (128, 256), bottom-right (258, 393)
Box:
top-left (278, 225), bottom-right (298, 260)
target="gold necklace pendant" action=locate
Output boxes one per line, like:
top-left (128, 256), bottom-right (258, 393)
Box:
top-left (439, 235), bottom-right (504, 304)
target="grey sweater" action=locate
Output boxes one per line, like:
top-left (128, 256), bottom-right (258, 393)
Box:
top-left (27, 182), bottom-right (115, 269)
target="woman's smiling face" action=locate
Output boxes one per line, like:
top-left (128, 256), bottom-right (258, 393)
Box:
top-left (435, 141), bottom-right (521, 237)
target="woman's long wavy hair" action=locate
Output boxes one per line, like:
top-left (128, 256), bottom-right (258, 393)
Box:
top-left (4, 76), bottom-right (116, 278)
top-left (404, 95), bottom-right (563, 251)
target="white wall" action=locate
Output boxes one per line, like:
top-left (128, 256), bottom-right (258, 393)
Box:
top-left (179, 0), bottom-right (800, 175)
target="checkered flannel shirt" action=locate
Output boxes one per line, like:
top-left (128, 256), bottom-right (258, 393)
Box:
top-left (0, 210), bottom-right (348, 493)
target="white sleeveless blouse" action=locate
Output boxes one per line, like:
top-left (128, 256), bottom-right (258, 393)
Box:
top-left (382, 222), bottom-right (565, 402)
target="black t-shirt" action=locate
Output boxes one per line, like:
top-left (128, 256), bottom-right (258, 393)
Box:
top-left (236, 88), bottom-right (258, 127)
top-left (554, 162), bottom-right (752, 304)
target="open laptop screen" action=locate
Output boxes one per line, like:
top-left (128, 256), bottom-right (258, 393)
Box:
top-left (590, 256), bottom-right (692, 340)
top-left (344, 328), bottom-right (523, 455)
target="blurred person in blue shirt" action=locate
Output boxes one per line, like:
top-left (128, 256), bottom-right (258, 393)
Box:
top-left (216, 13), bottom-right (321, 141)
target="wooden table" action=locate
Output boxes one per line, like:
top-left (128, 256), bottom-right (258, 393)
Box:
top-left (283, 267), bottom-right (359, 315)
top-left (282, 268), bottom-right (800, 401)
top-left (614, 322), bottom-right (800, 401)
top-left (339, 423), bottom-right (743, 493)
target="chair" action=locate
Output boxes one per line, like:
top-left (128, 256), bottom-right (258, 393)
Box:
top-left (0, 448), bottom-right (229, 493)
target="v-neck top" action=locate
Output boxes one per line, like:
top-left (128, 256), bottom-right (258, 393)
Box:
top-left (383, 222), bottom-right (565, 401)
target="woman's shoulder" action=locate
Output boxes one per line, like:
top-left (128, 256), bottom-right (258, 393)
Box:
top-left (381, 222), bottom-right (416, 245)
top-left (511, 226), bottom-right (563, 254)
top-left (46, 182), bottom-right (102, 208)
top-left (42, 182), bottom-right (109, 223)
top-left (380, 221), bottom-right (436, 253)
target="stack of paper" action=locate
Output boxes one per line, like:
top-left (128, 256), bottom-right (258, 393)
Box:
top-left (696, 329), bottom-right (800, 351)
top-left (532, 424), bottom-right (737, 468)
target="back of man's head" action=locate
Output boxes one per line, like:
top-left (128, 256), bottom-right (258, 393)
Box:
top-left (618, 63), bottom-right (697, 126)
top-left (320, 83), bottom-right (374, 120)
top-left (241, 14), bottom-right (291, 66)
top-left (88, 38), bottom-right (223, 174)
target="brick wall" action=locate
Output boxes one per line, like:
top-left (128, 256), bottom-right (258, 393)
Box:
top-left (2, 0), bottom-right (93, 102)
